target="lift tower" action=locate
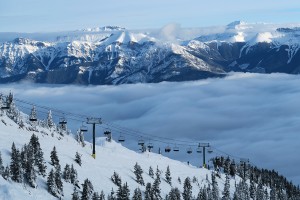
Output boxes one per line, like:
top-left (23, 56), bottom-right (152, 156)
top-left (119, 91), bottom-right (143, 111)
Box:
top-left (87, 117), bottom-right (102, 159)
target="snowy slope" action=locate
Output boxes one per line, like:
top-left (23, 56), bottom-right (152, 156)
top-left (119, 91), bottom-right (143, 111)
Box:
top-left (0, 106), bottom-right (239, 199)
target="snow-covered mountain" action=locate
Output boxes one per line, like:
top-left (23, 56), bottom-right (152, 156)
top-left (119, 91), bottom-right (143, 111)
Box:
top-left (0, 93), bottom-right (299, 199)
top-left (0, 22), bottom-right (300, 84)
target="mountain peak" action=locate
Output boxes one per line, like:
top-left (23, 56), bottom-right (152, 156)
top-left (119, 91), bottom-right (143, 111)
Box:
top-left (226, 20), bottom-right (247, 29)
top-left (80, 26), bottom-right (125, 32)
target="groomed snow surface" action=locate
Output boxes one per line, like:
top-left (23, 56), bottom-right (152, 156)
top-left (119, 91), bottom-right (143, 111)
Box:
top-left (0, 112), bottom-right (239, 199)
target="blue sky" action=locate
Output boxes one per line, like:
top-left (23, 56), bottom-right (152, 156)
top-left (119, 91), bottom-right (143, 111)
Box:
top-left (0, 0), bottom-right (299, 32)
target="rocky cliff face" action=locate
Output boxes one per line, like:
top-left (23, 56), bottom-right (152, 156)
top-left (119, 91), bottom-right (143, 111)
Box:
top-left (1, 22), bottom-right (300, 84)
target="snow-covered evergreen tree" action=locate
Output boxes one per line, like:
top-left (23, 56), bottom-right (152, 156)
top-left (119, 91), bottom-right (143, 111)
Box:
top-left (107, 188), bottom-right (116, 200)
top-left (145, 182), bottom-right (153, 200)
top-left (149, 166), bottom-right (154, 178)
top-left (182, 177), bottom-right (192, 200)
top-left (24, 144), bottom-right (37, 188)
top-left (165, 165), bottom-right (172, 185)
top-left (222, 174), bottom-right (230, 200)
top-left (152, 167), bottom-right (162, 200)
top-left (133, 162), bottom-right (144, 185)
top-left (132, 188), bottom-right (142, 200)
top-left (197, 186), bottom-right (208, 200)
top-left (75, 151), bottom-right (82, 166)
top-left (63, 164), bottom-right (71, 182)
top-left (10, 142), bottom-right (23, 183)
top-left (0, 151), bottom-right (4, 175)
top-left (168, 187), bottom-right (181, 200)
top-left (117, 182), bottom-right (130, 200)
top-left (47, 169), bottom-right (58, 197)
top-left (256, 178), bottom-right (265, 200)
top-left (111, 171), bottom-right (122, 187)
top-left (211, 173), bottom-right (219, 200)
top-left (99, 190), bottom-right (105, 200)
top-left (55, 165), bottom-right (64, 197)
top-left (72, 186), bottom-right (80, 200)
top-left (47, 110), bottom-right (54, 128)
top-left (50, 146), bottom-right (59, 167)
top-left (270, 186), bottom-right (277, 200)
top-left (2, 165), bottom-right (10, 180)
top-left (92, 192), bottom-right (101, 200)
top-left (249, 179), bottom-right (256, 199)
top-left (81, 179), bottom-right (94, 200)
top-left (70, 164), bottom-right (79, 186)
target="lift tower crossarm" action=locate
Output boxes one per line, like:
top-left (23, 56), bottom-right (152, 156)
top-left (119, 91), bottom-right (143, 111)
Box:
top-left (87, 117), bottom-right (102, 159)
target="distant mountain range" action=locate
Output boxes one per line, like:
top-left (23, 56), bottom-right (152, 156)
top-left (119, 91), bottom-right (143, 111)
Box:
top-left (1, 21), bottom-right (300, 84)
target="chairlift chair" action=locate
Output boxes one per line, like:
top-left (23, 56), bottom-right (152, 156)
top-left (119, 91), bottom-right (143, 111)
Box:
top-left (138, 139), bottom-right (145, 146)
top-left (59, 117), bottom-right (67, 125)
top-left (80, 125), bottom-right (88, 132)
top-left (196, 147), bottom-right (202, 153)
top-left (118, 135), bottom-right (125, 142)
top-left (173, 145), bottom-right (179, 152)
top-left (187, 147), bottom-right (193, 154)
top-left (29, 116), bottom-right (37, 122)
top-left (147, 143), bottom-right (153, 149)
top-left (207, 147), bottom-right (213, 154)
top-left (165, 146), bottom-right (171, 153)
top-left (104, 130), bottom-right (111, 136)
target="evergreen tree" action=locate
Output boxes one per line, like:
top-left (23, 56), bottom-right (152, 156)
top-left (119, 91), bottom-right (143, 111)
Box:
top-left (24, 144), bottom-right (37, 188)
top-left (107, 188), bottom-right (116, 200)
top-left (222, 174), bottom-right (230, 200)
top-left (2, 165), bottom-right (10, 180)
top-left (72, 186), bottom-right (81, 200)
top-left (178, 177), bottom-right (181, 184)
top-left (47, 169), bottom-right (58, 197)
top-left (0, 151), bottom-right (4, 175)
top-left (152, 167), bottom-right (162, 200)
top-left (149, 166), bottom-right (154, 178)
top-left (145, 182), bottom-right (153, 200)
top-left (99, 190), bottom-right (105, 200)
top-left (81, 179), bottom-right (94, 200)
top-left (35, 146), bottom-right (47, 176)
top-left (111, 171), bottom-right (122, 187)
top-left (50, 146), bottom-right (59, 167)
top-left (249, 179), bottom-right (256, 199)
top-left (75, 152), bottom-right (82, 166)
top-left (55, 165), bottom-right (63, 196)
top-left (168, 187), bottom-right (181, 200)
top-left (132, 188), bottom-right (142, 200)
top-left (70, 164), bottom-right (79, 186)
top-left (197, 187), bottom-right (208, 200)
top-left (10, 142), bottom-right (23, 183)
top-left (256, 178), bottom-right (265, 200)
top-left (63, 164), bottom-right (71, 182)
top-left (133, 162), bottom-right (144, 185)
top-left (270, 186), bottom-right (277, 200)
top-left (165, 165), bottom-right (172, 185)
top-left (47, 110), bottom-right (54, 128)
top-left (92, 192), bottom-right (101, 200)
top-left (182, 177), bottom-right (192, 200)
top-left (117, 182), bottom-right (130, 200)
top-left (229, 160), bottom-right (236, 177)
top-left (211, 173), bottom-right (219, 200)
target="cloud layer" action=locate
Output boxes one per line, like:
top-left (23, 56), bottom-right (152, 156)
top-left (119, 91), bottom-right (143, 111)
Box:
top-left (1, 72), bottom-right (300, 184)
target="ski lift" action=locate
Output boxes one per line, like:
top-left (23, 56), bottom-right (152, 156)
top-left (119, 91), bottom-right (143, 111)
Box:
top-left (173, 145), bottom-right (179, 152)
top-left (80, 122), bottom-right (88, 132)
top-left (187, 147), bottom-right (193, 154)
top-left (138, 138), bottom-right (145, 146)
top-left (207, 147), bottom-right (213, 154)
top-left (196, 146), bottom-right (202, 153)
top-left (1, 103), bottom-right (10, 110)
top-left (118, 135), bottom-right (125, 142)
top-left (104, 130), bottom-right (111, 136)
top-left (59, 117), bottom-right (67, 125)
top-left (147, 142), bottom-right (154, 149)
top-left (165, 145), bottom-right (171, 153)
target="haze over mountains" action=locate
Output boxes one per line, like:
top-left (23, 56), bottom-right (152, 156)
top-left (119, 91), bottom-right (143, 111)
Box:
top-left (1, 21), bottom-right (300, 84)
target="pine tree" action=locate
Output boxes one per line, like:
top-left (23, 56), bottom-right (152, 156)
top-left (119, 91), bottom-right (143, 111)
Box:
top-left (249, 179), bottom-right (256, 199)
top-left (178, 177), bottom-right (181, 184)
top-left (222, 174), bottom-right (230, 200)
top-left (149, 166), bottom-right (154, 178)
top-left (92, 192), bottom-right (101, 200)
top-left (111, 171), bottom-right (122, 187)
top-left (211, 173), bottom-right (219, 200)
top-left (24, 144), bottom-right (37, 188)
top-left (107, 188), bottom-right (116, 200)
top-left (72, 186), bottom-right (80, 200)
top-left (63, 164), bottom-right (71, 182)
top-left (270, 186), bottom-right (277, 200)
top-left (99, 190), bottom-right (105, 200)
top-left (47, 169), bottom-right (58, 197)
top-left (165, 165), bottom-right (172, 185)
top-left (50, 146), bottom-right (59, 167)
top-left (256, 178), bottom-right (265, 200)
top-left (145, 182), bottom-right (153, 200)
top-left (0, 151), bottom-right (4, 175)
top-left (168, 187), bottom-right (181, 200)
top-left (229, 160), bottom-right (236, 177)
top-left (47, 110), bottom-right (54, 128)
top-left (70, 164), bottom-right (79, 186)
top-left (75, 152), bottom-right (82, 166)
top-left (35, 146), bottom-right (47, 176)
top-left (117, 182), bottom-right (130, 200)
top-left (197, 186), bottom-right (208, 200)
top-left (10, 142), bottom-right (23, 183)
top-left (182, 177), bottom-right (192, 200)
top-left (55, 165), bottom-right (63, 196)
top-left (152, 167), bottom-right (162, 200)
top-left (133, 162), bottom-right (144, 185)
top-left (81, 179), bottom-right (94, 200)
top-left (132, 188), bottom-right (142, 200)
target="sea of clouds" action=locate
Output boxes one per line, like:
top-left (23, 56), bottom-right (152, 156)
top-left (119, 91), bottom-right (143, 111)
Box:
top-left (1, 72), bottom-right (300, 185)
